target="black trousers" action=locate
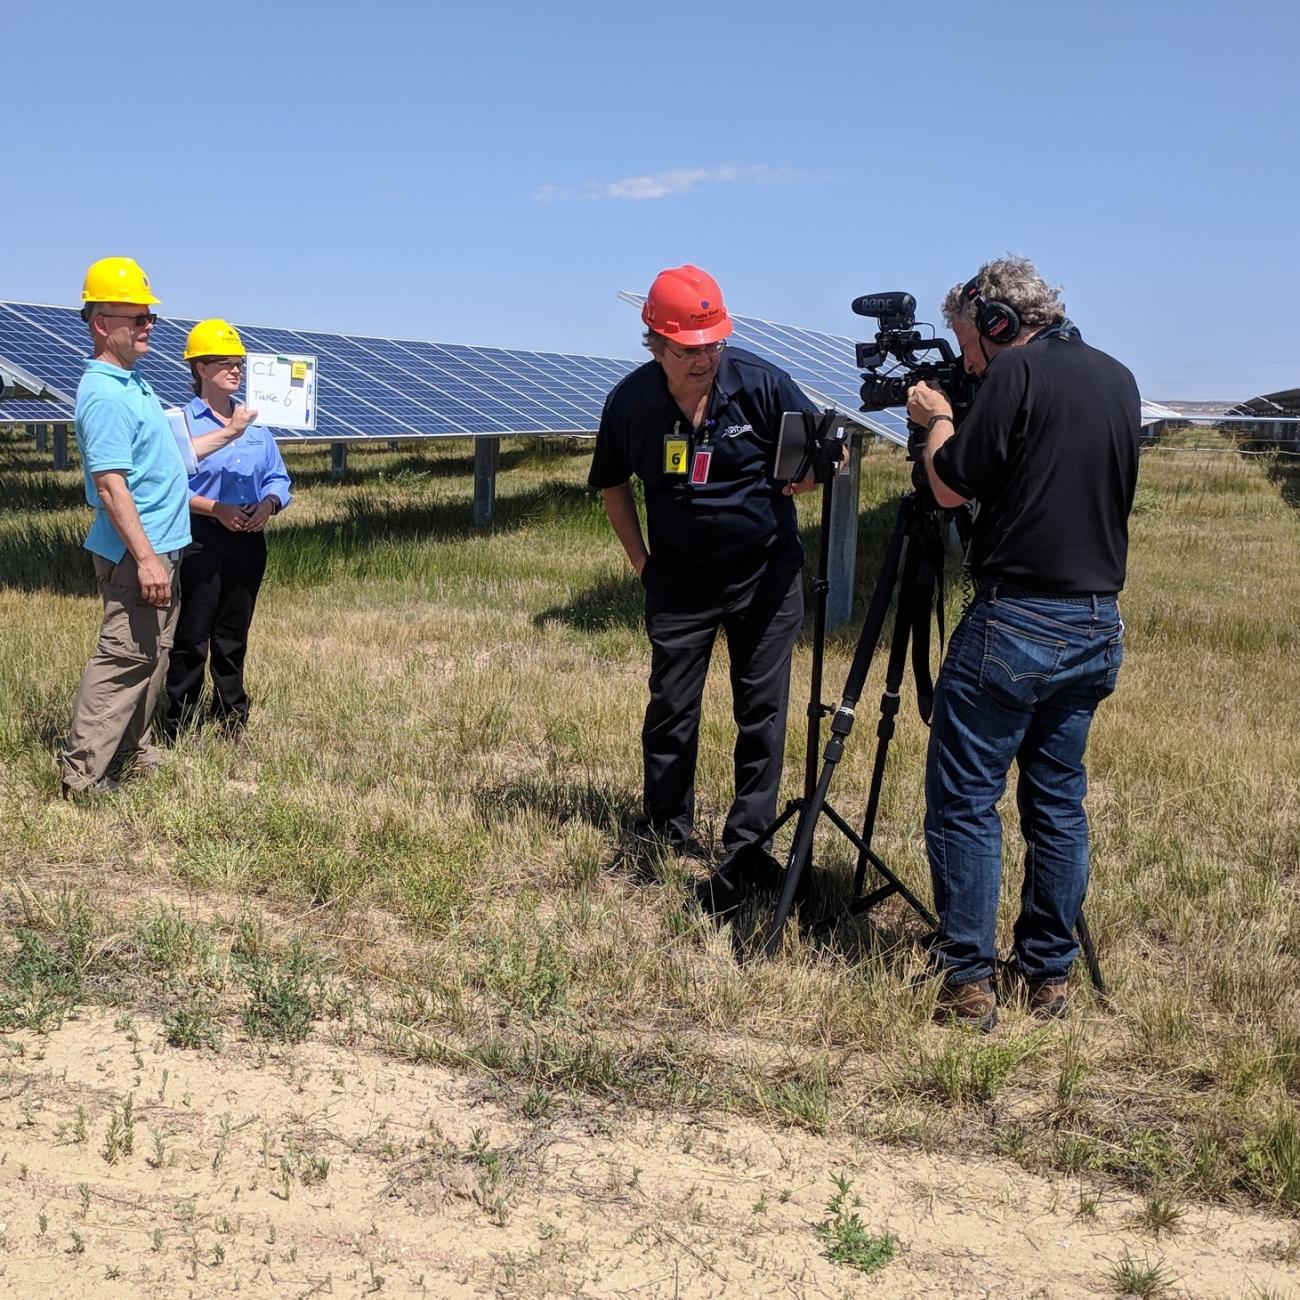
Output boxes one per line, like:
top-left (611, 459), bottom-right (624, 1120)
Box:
top-left (641, 542), bottom-right (804, 860)
top-left (164, 516), bottom-right (268, 732)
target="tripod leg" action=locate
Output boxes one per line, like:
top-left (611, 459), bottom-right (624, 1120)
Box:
top-left (745, 479), bottom-right (838, 866)
top-left (1075, 909), bottom-right (1107, 1000)
top-left (851, 514), bottom-right (928, 896)
top-left (763, 500), bottom-right (912, 958)
top-left (823, 805), bottom-right (938, 929)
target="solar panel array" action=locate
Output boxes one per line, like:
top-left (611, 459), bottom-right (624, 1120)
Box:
top-left (0, 299), bottom-right (916, 446)
top-left (0, 301), bottom-right (650, 440)
top-left (1, 293), bottom-right (1181, 447)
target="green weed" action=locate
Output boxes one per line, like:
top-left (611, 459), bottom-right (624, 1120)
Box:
top-left (238, 941), bottom-right (319, 1044)
top-left (815, 1173), bottom-right (897, 1275)
top-left (908, 1036), bottom-right (1042, 1106)
top-left (1107, 1249), bottom-right (1174, 1297)
top-left (162, 994), bottom-right (223, 1051)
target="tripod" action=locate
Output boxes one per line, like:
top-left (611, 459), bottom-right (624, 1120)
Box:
top-left (760, 489), bottom-right (941, 959)
top-left (759, 480), bottom-right (1107, 997)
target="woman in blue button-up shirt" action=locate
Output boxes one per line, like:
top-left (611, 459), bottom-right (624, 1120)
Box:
top-left (162, 319), bottom-right (292, 739)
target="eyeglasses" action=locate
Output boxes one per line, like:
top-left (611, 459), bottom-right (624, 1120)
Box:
top-left (199, 357), bottom-right (246, 370)
top-left (662, 340), bottom-right (726, 362)
top-left (97, 311), bottom-right (158, 327)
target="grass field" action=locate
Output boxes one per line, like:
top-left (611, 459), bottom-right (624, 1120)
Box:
top-left (2, 420), bottom-right (1299, 1255)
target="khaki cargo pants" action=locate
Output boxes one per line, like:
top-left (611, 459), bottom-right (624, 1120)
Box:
top-left (60, 551), bottom-right (181, 792)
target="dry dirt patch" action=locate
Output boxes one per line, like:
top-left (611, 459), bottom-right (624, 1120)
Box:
top-left (1, 1011), bottom-right (1297, 1299)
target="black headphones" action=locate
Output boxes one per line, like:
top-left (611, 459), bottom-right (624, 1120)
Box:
top-left (962, 276), bottom-right (1021, 345)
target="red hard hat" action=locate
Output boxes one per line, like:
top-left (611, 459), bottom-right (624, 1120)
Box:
top-left (642, 264), bottom-right (734, 346)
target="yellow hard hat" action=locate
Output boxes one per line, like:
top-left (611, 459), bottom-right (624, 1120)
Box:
top-left (81, 256), bottom-right (161, 306)
top-left (183, 319), bottom-right (246, 360)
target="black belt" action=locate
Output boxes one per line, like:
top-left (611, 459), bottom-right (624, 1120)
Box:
top-left (975, 578), bottom-right (1117, 604)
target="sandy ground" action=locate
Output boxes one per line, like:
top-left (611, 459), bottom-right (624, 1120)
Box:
top-left (1, 1010), bottom-right (1297, 1300)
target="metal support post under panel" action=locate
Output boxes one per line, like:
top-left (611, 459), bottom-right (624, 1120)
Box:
top-left (53, 425), bottom-right (69, 471)
top-left (825, 438), bottom-right (862, 630)
top-left (330, 442), bottom-right (347, 479)
top-left (473, 436), bottom-right (500, 528)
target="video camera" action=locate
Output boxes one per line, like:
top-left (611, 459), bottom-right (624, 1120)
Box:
top-left (851, 292), bottom-right (978, 490)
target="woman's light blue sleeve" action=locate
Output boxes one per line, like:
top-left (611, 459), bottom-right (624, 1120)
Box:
top-left (261, 431), bottom-right (293, 509)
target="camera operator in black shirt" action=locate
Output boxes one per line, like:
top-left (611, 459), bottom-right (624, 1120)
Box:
top-left (905, 255), bottom-right (1140, 1030)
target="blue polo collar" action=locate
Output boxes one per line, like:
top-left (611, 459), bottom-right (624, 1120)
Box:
top-left (187, 395), bottom-right (246, 421)
top-left (84, 358), bottom-right (137, 383)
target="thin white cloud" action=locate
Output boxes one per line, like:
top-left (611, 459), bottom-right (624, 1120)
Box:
top-left (535, 164), bottom-right (801, 203)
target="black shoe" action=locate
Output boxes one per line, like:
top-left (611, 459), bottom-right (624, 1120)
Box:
top-left (722, 843), bottom-right (812, 903)
top-left (694, 845), bottom-right (796, 919)
top-left (693, 866), bottom-right (750, 918)
top-left (733, 846), bottom-right (785, 894)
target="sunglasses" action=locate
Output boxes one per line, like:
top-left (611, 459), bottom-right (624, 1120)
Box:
top-left (663, 340), bottom-right (726, 362)
top-left (98, 311), bottom-right (158, 327)
top-left (198, 357), bottom-right (246, 370)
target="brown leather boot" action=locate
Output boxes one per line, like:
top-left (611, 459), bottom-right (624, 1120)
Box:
top-left (935, 978), bottom-right (998, 1033)
top-left (1027, 980), bottom-right (1070, 1019)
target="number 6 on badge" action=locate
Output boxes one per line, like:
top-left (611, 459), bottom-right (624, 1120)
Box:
top-left (664, 437), bottom-right (687, 474)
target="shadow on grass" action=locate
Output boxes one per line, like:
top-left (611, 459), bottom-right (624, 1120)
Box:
top-left (0, 469), bottom-right (87, 512)
top-left (724, 857), bottom-right (933, 968)
top-left (472, 774), bottom-right (637, 831)
top-left (722, 873), bottom-right (935, 977)
top-left (468, 774), bottom-right (722, 891)
top-left (283, 437), bottom-right (592, 490)
top-left (0, 478), bottom-right (603, 594)
top-left (534, 571), bottom-right (644, 632)
top-left (532, 491), bottom-right (911, 639)
top-left (0, 521), bottom-right (99, 595)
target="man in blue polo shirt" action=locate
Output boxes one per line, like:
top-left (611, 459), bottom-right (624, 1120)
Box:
top-left (59, 258), bottom-right (254, 798)
top-left (590, 265), bottom-right (819, 916)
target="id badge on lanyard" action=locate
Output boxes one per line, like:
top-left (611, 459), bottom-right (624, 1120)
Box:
top-left (690, 418), bottom-right (714, 485)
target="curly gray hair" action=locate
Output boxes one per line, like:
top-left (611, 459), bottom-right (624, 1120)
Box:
top-left (941, 255), bottom-right (1066, 331)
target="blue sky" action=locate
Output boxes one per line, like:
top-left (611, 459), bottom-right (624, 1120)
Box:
top-left (4, 0), bottom-right (1296, 401)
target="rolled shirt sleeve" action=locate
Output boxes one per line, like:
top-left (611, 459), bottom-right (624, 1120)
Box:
top-left (261, 435), bottom-right (293, 510)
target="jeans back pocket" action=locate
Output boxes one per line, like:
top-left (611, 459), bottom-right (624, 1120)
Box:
top-left (979, 618), bottom-right (1066, 709)
top-left (1097, 629), bottom-right (1124, 700)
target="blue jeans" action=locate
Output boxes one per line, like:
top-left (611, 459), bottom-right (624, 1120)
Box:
top-left (924, 585), bottom-right (1123, 987)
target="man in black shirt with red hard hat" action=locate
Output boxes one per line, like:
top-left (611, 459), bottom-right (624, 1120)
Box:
top-left (589, 264), bottom-right (818, 916)
top-left (906, 255), bottom-right (1140, 1030)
